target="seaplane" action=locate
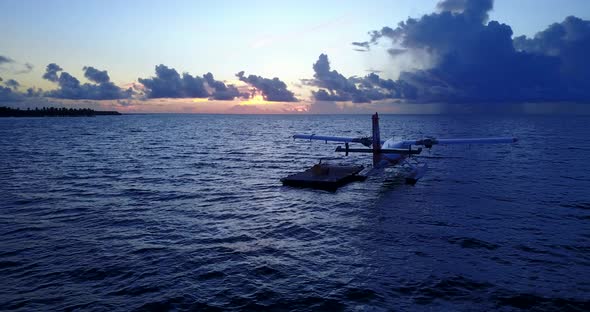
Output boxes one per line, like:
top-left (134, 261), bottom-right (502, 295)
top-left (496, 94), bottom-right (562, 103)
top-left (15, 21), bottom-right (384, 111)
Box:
top-left (287, 113), bottom-right (518, 188)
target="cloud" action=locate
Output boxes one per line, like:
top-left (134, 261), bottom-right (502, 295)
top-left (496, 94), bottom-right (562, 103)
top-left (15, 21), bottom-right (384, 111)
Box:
top-left (0, 55), bottom-right (33, 74)
top-left (4, 79), bottom-right (20, 89)
top-left (436, 0), bottom-right (493, 23)
top-left (235, 71), bottom-right (298, 102)
top-left (26, 87), bottom-right (43, 97)
top-left (0, 86), bottom-right (23, 102)
top-left (42, 63), bottom-right (62, 82)
top-left (352, 41), bottom-right (371, 51)
top-left (305, 53), bottom-right (359, 102)
top-left (138, 64), bottom-right (209, 98)
top-left (0, 77), bottom-right (45, 102)
top-left (513, 16), bottom-right (590, 91)
top-left (387, 48), bottom-right (406, 56)
top-left (43, 64), bottom-right (132, 100)
top-left (116, 99), bottom-right (134, 107)
top-left (83, 66), bottom-right (110, 84)
top-left (0, 78), bottom-right (31, 102)
top-left (0, 55), bottom-right (14, 65)
top-left (305, 54), bottom-right (416, 103)
top-left (14, 63), bottom-right (33, 74)
top-left (0, 89), bottom-right (22, 103)
top-left (357, 0), bottom-right (590, 103)
top-left (203, 72), bottom-right (243, 100)
top-left (0, 78), bottom-right (29, 102)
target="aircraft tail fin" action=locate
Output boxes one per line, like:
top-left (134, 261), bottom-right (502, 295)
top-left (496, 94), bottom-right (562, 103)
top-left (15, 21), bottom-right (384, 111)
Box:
top-left (372, 113), bottom-right (381, 167)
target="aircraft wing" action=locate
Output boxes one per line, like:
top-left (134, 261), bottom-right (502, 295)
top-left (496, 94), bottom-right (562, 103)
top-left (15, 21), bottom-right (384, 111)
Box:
top-left (400, 137), bottom-right (518, 148)
top-left (293, 134), bottom-right (373, 147)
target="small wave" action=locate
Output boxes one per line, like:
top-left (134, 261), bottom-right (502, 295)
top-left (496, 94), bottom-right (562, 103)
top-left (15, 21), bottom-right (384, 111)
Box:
top-left (2, 226), bottom-right (49, 236)
top-left (393, 275), bottom-right (492, 304)
top-left (131, 246), bottom-right (169, 255)
top-left (493, 292), bottom-right (590, 310)
top-left (560, 202), bottom-right (590, 210)
top-left (135, 297), bottom-right (223, 312)
top-left (416, 220), bottom-right (457, 227)
top-left (197, 270), bottom-right (226, 280)
top-left (252, 265), bottom-right (286, 278)
top-left (0, 260), bottom-right (22, 269)
top-left (110, 285), bottom-right (161, 296)
top-left (515, 244), bottom-right (566, 258)
top-left (344, 287), bottom-right (382, 303)
top-left (560, 175), bottom-right (590, 182)
top-left (261, 222), bottom-right (321, 241)
top-left (445, 236), bottom-right (499, 250)
top-left (194, 234), bottom-right (255, 245)
top-left (228, 295), bottom-right (346, 312)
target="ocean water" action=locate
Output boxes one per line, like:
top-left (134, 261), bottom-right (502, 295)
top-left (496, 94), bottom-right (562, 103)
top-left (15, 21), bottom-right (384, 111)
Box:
top-left (0, 114), bottom-right (588, 311)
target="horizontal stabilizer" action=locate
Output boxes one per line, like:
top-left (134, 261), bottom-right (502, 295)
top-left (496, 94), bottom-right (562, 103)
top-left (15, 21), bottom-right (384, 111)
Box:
top-left (293, 134), bottom-right (372, 147)
top-left (335, 146), bottom-right (422, 155)
top-left (410, 137), bottom-right (518, 148)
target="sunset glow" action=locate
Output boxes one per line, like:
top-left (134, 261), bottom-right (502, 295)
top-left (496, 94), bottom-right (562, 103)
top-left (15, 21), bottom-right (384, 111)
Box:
top-left (240, 94), bottom-right (268, 105)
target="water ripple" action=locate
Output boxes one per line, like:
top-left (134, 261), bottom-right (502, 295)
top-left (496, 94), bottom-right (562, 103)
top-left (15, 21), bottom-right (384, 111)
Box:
top-left (1, 114), bottom-right (589, 310)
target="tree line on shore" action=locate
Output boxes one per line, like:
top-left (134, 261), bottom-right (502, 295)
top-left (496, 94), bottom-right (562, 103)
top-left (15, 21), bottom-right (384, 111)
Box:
top-left (0, 106), bottom-right (121, 117)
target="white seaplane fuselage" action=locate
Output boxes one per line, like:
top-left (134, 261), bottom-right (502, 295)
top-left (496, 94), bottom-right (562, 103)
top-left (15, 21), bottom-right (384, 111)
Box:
top-left (380, 139), bottom-right (409, 166)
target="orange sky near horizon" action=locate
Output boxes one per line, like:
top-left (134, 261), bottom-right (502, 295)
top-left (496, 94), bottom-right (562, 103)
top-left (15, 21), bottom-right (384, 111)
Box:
top-left (107, 97), bottom-right (310, 114)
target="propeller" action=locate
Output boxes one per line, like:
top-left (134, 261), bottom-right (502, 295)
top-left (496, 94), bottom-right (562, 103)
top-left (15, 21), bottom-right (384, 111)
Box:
top-left (351, 137), bottom-right (372, 147)
top-left (416, 136), bottom-right (437, 148)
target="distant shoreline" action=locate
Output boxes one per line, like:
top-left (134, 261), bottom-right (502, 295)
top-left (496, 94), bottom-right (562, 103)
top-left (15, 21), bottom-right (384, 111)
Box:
top-left (0, 106), bottom-right (121, 117)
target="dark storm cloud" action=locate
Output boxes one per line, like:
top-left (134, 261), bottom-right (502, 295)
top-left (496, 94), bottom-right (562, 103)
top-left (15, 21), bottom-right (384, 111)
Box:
top-left (512, 16), bottom-right (589, 55)
top-left (367, 0), bottom-right (497, 53)
top-left (43, 64), bottom-right (132, 100)
top-left (235, 71), bottom-right (298, 102)
top-left (356, 0), bottom-right (590, 103)
top-left (513, 16), bottom-right (590, 92)
top-left (203, 72), bottom-right (242, 100)
top-left (138, 65), bottom-right (209, 98)
top-left (305, 54), bottom-right (416, 103)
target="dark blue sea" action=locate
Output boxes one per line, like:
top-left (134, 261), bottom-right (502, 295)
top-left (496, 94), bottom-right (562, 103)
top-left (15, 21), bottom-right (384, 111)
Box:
top-left (1, 114), bottom-right (589, 311)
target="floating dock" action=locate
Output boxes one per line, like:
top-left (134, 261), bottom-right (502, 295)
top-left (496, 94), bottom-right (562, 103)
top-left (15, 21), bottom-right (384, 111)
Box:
top-left (281, 164), bottom-right (367, 191)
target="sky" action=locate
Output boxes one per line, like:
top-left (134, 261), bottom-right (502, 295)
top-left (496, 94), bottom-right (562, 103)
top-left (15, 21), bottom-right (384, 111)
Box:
top-left (1, 0), bottom-right (590, 113)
